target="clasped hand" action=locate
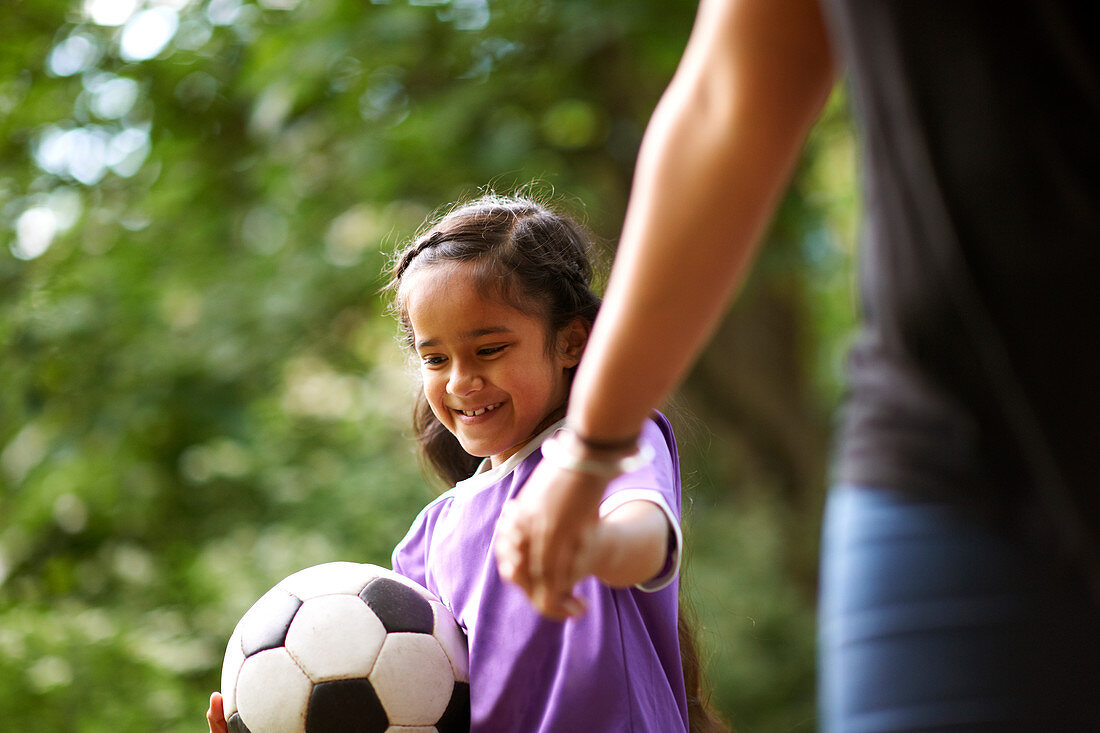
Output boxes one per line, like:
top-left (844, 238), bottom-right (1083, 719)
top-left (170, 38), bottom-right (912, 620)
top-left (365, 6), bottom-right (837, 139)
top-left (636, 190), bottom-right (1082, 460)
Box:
top-left (494, 458), bottom-right (610, 620)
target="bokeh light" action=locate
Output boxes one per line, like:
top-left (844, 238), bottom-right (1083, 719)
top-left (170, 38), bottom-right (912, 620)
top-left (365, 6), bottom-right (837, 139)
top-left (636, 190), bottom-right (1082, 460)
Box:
top-left (83, 0), bottom-right (140, 27)
top-left (35, 125), bottom-right (109, 184)
top-left (84, 73), bottom-right (140, 119)
top-left (206, 0), bottom-right (244, 26)
top-left (119, 7), bottom-right (180, 62)
top-left (257, 0), bottom-right (301, 9)
top-left (34, 124), bottom-right (150, 183)
top-left (12, 208), bottom-right (59, 260)
top-left (47, 33), bottom-right (102, 77)
top-left (106, 126), bottom-right (151, 177)
top-left (440, 0), bottom-right (490, 31)
top-left (9, 188), bottom-right (82, 260)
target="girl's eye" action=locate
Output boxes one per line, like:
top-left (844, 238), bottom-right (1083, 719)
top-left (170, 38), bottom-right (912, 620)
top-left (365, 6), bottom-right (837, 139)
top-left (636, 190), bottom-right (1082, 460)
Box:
top-left (421, 355), bottom-right (447, 367)
top-left (478, 345), bottom-right (507, 357)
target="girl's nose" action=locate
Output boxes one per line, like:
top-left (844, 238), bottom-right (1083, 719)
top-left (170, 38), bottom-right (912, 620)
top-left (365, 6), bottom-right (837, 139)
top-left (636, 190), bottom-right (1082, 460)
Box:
top-left (447, 365), bottom-right (484, 396)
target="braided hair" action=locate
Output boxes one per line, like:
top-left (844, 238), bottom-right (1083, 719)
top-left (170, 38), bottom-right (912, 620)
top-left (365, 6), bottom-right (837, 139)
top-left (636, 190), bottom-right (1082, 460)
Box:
top-left (386, 194), bottom-right (602, 485)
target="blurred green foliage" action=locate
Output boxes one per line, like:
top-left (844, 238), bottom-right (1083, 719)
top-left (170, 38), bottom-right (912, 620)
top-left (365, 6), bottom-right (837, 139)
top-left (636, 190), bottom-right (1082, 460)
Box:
top-left (0, 0), bottom-right (857, 730)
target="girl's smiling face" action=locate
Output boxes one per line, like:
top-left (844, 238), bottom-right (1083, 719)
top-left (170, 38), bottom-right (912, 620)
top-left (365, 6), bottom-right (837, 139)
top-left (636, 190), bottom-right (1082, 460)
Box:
top-left (402, 261), bottom-right (587, 467)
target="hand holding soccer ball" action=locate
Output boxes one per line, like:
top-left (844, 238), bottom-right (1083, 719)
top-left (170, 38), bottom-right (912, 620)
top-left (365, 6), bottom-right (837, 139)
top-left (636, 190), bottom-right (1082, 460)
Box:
top-left (212, 562), bottom-right (469, 733)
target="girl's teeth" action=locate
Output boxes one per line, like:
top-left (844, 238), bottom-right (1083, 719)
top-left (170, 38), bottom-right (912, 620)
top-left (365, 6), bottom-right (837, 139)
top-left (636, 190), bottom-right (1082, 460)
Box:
top-left (462, 403), bottom-right (498, 417)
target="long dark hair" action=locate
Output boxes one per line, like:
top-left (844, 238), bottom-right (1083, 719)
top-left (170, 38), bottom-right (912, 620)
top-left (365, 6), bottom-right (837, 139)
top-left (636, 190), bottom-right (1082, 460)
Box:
top-left (387, 193), bottom-right (729, 733)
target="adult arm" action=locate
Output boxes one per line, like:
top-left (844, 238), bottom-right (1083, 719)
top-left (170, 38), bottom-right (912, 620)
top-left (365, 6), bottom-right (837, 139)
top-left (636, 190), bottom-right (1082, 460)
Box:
top-left (496, 0), bottom-right (836, 617)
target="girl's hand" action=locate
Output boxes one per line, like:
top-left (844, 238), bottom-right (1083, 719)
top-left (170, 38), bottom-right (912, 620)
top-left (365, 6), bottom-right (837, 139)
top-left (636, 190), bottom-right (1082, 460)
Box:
top-left (207, 691), bottom-right (228, 733)
top-left (495, 458), bottom-right (610, 619)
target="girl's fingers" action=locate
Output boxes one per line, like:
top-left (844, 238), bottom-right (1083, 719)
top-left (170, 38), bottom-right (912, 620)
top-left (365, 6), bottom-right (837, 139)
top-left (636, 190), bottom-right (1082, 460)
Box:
top-left (528, 524), bottom-right (586, 618)
top-left (506, 551), bottom-right (535, 596)
top-left (495, 500), bottom-right (533, 589)
top-left (505, 459), bottom-right (606, 617)
top-left (207, 692), bottom-right (227, 733)
top-left (569, 524), bottom-right (600, 586)
top-left (495, 532), bottom-right (524, 585)
top-left (530, 584), bottom-right (582, 620)
top-left (542, 530), bottom-right (577, 596)
top-left (561, 594), bottom-right (586, 617)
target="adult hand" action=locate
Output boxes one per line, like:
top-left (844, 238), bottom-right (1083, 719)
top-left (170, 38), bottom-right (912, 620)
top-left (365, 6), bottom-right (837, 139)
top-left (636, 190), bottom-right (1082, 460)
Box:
top-left (207, 691), bottom-right (228, 733)
top-left (495, 457), bottom-right (610, 619)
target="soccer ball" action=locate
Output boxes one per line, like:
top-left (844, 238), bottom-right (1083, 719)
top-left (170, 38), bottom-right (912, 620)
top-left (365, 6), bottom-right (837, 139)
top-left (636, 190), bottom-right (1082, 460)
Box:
top-left (220, 562), bottom-right (470, 733)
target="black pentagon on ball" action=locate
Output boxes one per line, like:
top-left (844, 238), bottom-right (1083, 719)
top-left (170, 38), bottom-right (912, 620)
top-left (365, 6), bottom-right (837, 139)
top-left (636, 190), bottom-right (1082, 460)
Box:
top-left (240, 590), bottom-right (303, 657)
top-left (436, 681), bottom-right (471, 733)
top-left (305, 677), bottom-right (389, 733)
top-left (359, 578), bottom-right (434, 634)
top-left (226, 712), bottom-right (251, 733)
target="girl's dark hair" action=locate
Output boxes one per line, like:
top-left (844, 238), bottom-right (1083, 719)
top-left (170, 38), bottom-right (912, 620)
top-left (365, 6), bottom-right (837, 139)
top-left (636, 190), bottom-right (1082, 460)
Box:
top-left (386, 193), bottom-right (602, 485)
top-left (386, 192), bottom-right (729, 733)
top-left (680, 590), bottom-right (733, 733)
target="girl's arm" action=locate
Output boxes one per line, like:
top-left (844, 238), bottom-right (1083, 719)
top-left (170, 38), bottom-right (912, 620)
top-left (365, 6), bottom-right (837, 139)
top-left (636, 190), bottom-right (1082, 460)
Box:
top-left (584, 500), bottom-right (671, 589)
top-left (497, 0), bottom-right (836, 617)
top-left (497, 497), bottom-right (671, 614)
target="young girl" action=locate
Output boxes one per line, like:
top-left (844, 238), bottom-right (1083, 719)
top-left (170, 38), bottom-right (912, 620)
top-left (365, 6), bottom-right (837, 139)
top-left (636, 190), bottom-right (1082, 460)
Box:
top-left (207, 194), bottom-right (725, 732)
top-left (386, 194), bottom-right (729, 732)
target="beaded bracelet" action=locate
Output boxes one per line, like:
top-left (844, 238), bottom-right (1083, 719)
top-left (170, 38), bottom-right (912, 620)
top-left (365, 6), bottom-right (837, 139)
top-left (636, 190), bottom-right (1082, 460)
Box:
top-left (540, 430), bottom-right (654, 478)
top-left (563, 425), bottom-right (641, 453)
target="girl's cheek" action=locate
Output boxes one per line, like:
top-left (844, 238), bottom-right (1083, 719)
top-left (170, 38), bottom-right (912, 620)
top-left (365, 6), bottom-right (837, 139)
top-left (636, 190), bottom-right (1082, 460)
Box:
top-left (421, 377), bottom-right (441, 408)
top-left (427, 398), bottom-right (451, 425)
top-left (425, 379), bottom-right (444, 405)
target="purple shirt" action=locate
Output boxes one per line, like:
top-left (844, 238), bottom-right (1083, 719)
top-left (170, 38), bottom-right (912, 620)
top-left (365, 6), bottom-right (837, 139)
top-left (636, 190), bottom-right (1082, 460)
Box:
top-left (391, 414), bottom-right (688, 733)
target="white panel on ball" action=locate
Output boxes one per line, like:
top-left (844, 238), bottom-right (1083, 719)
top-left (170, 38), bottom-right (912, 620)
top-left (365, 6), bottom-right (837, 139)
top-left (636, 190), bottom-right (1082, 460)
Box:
top-left (429, 600), bottom-right (469, 683)
top-left (277, 561), bottom-right (380, 600)
top-left (285, 594), bottom-right (387, 681)
top-left (220, 624), bottom-right (246, 717)
top-left (371, 633), bottom-right (454, 726)
top-left (235, 648), bottom-right (312, 733)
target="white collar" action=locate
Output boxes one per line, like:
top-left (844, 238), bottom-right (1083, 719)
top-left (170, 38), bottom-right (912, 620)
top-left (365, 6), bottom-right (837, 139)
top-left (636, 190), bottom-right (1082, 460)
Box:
top-left (453, 418), bottom-right (565, 493)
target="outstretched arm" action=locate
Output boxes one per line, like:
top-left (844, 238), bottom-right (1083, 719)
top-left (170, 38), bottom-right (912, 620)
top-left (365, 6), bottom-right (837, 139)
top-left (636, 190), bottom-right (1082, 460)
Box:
top-left (496, 0), bottom-right (836, 617)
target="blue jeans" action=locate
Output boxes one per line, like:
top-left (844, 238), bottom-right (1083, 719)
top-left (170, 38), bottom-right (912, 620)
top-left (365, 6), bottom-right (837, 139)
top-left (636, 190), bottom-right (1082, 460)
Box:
top-left (818, 485), bottom-right (1100, 732)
